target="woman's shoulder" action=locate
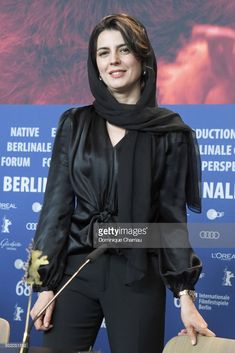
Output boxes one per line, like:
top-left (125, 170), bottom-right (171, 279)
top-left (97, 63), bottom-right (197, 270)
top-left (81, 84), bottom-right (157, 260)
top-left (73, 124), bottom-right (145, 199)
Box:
top-left (165, 130), bottom-right (189, 143)
top-left (154, 106), bottom-right (192, 143)
top-left (152, 130), bottom-right (189, 145)
top-left (57, 105), bottom-right (94, 132)
top-left (60, 104), bottom-right (93, 122)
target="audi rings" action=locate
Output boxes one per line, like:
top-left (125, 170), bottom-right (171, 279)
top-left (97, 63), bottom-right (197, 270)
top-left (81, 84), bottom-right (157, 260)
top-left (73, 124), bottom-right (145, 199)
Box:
top-left (26, 223), bottom-right (37, 231)
top-left (199, 230), bottom-right (220, 239)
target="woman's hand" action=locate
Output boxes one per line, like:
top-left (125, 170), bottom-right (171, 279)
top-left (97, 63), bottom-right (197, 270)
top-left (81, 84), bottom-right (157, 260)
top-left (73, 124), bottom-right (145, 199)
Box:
top-left (179, 294), bottom-right (215, 345)
top-left (30, 290), bottom-right (55, 331)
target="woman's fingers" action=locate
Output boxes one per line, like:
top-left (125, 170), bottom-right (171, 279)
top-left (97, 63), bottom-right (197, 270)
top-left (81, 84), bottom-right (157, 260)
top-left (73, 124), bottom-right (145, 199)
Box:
top-left (30, 291), bottom-right (55, 331)
top-left (197, 326), bottom-right (216, 337)
top-left (186, 325), bottom-right (197, 345)
top-left (178, 325), bottom-right (216, 346)
top-left (43, 303), bottom-right (54, 329)
top-left (178, 328), bottom-right (187, 336)
top-left (31, 307), bottom-right (54, 331)
top-left (194, 319), bottom-right (215, 337)
top-left (31, 312), bottom-right (43, 330)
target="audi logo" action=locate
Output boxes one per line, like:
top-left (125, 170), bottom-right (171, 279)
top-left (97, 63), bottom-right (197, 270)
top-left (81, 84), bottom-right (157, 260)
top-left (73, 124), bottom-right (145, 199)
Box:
top-left (199, 231), bottom-right (220, 239)
top-left (26, 223), bottom-right (38, 231)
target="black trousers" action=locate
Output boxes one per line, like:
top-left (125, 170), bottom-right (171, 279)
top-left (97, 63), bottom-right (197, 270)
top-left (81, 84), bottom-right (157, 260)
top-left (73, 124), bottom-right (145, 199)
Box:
top-left (43, 252), bottom-right (166, 353)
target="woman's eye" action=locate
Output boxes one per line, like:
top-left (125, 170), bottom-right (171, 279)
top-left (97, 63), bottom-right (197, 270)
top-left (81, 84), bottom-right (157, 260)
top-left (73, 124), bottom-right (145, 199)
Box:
top-left (120, 47), bottom-right (130, 54)
top-left (98, 51), bottom-right (109, 57)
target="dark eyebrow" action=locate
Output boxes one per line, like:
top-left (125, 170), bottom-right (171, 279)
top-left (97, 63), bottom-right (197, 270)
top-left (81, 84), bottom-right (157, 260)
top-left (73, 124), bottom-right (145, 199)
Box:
top-left (97, 43), bottom-right (127, 52)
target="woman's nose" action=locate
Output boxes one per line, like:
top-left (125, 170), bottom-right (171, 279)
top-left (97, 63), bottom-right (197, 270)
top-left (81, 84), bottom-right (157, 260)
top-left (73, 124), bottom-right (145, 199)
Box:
top-left (110, 51), bottom-right (120, 65)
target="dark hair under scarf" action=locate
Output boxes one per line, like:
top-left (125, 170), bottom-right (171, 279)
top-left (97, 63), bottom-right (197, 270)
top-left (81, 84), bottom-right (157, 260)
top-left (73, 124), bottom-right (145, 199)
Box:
top-left (87, 14), bottom-right (201, 284)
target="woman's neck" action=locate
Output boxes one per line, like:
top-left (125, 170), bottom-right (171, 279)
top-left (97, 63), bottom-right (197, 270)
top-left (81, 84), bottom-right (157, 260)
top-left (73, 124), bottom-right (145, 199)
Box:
top-left (109, 85), bottom-right (141, 104)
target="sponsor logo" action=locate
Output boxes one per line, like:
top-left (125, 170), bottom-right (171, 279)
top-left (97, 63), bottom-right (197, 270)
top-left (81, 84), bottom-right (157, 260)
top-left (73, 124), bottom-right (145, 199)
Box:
top-left (14, 258), bottom-right (27, 270)
top-left (32, 202), bottom-right (42, 213)
top-left (173, 293), bottom-right (199, 308)
top-left (1, 216), bottom-right (12, 233)
top-left (13, 304), bottom-right (24, 321)
top-left (0, 202), bottom-right (17, 211)
top-left (199, 230), bottom-right (220, 239)
top-left (212, 252), bottom-right (235, 261)
top-left (222, 268), bottom-right (235, 287)
top-left (207, 209), bottom-right (224, 220)
top-left (26, 222), bottom-right (37, 231)
top-left (0, 238), bottom-right (22, 251)
top-left (174, 298), bottom-right (181, 308)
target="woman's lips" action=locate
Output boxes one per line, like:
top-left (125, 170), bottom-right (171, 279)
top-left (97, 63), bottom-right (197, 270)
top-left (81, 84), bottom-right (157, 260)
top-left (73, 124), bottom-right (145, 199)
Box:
top-left (109, 70), bottom-right (126, 78)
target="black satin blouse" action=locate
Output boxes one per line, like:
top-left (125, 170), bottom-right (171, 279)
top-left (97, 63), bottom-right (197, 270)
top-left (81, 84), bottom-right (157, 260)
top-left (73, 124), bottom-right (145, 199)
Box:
top-left (32, 105), bottom-right (202, 293)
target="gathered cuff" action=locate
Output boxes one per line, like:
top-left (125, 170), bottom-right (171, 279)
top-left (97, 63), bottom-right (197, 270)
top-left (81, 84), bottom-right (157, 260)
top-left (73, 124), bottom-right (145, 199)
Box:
top-left (33, 284), bottom-right (56, 293)
top-left (159, 250), bottom-right (202, 297)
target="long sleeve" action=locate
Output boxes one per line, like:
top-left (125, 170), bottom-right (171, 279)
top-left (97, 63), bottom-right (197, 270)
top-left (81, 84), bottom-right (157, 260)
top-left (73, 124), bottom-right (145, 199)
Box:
top-left (158, 131), bottom-right (202, 296)
top-left (31, 110), bottom-right (75, 291)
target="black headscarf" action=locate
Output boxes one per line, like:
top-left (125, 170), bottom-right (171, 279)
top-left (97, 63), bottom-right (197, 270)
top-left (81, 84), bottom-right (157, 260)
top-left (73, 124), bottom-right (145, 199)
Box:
top-left (88, 34), bottom-right (201, 284)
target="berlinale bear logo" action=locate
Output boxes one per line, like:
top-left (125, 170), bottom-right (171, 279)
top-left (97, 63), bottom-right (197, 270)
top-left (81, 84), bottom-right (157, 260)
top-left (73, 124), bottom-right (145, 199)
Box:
top-left (1, 216), bottom-right (12, 233)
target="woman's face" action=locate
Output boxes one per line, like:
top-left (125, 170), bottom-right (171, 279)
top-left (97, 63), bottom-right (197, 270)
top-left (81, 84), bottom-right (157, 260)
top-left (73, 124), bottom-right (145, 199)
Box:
top-left (96, 29), bottom-right (142, 103)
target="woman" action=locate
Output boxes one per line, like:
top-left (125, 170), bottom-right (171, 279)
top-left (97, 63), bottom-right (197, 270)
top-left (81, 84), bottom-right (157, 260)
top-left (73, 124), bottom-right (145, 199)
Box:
top-left (30, 13), bottom-right (215, 353)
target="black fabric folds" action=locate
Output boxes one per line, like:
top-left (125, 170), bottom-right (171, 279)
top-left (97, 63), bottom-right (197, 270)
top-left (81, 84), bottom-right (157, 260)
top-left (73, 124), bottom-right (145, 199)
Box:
top-left (88, 39), bottom-right (202, 285)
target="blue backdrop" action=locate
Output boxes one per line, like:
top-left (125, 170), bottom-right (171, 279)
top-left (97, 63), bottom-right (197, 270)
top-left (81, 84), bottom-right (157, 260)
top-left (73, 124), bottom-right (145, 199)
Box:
top-left (0, 104), bottom-right (234, 352)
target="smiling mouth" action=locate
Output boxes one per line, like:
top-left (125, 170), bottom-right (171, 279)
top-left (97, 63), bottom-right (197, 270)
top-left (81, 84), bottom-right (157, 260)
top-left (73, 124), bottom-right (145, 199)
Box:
top-left (109, 70), bottom-right (126, 78)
